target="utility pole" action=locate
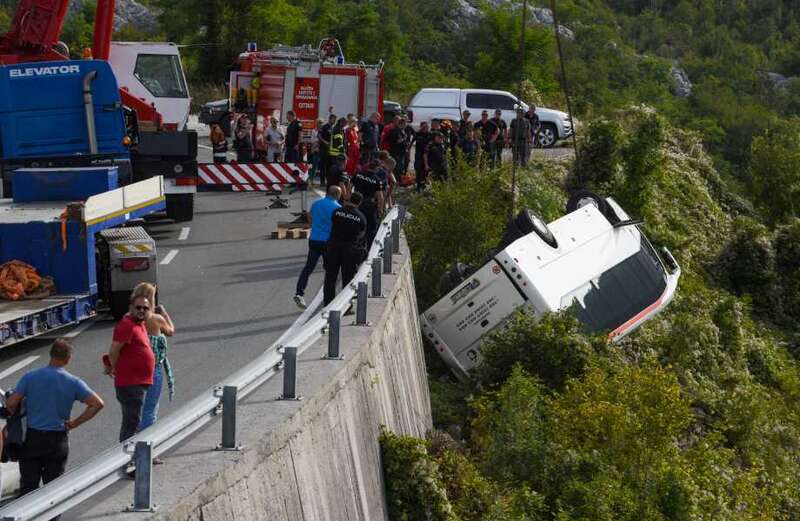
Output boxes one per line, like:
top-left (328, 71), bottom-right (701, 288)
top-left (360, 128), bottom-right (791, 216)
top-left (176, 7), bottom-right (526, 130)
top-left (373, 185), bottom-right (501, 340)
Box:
top-left (550, 0), bottom-right (580, 161)
top-left (511, 0), bottom-right (528, 221)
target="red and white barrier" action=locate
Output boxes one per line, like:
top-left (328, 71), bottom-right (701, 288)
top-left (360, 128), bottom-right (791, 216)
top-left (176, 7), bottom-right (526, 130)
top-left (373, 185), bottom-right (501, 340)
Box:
top-left (198, 162), bottom-right (309, 192)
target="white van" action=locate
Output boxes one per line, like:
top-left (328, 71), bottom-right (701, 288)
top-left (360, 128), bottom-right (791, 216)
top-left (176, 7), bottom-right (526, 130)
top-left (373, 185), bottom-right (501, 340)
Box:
top-left (405, 88), bottom-right (573, 148)
top-left (419, 194), bottom-right (681, 379)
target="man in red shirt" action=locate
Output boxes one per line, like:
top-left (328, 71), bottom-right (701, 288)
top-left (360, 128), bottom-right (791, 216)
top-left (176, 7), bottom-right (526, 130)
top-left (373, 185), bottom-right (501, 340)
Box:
top-left (108, 294), bottom-right (155, 442)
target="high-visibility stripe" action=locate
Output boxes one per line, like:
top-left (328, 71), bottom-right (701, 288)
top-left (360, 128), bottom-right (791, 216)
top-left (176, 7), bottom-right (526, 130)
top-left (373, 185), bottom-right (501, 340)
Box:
top-left (198, 163), bottom-right (309, 187)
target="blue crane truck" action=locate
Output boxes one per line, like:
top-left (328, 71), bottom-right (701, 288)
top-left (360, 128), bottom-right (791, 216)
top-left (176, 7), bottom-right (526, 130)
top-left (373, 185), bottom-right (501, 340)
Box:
top-left (0, 59), bottom-right (165, 348)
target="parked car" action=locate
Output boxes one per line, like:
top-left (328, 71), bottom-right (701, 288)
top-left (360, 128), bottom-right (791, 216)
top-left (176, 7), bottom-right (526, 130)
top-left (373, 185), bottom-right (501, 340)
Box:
top-left (199, 98), bottom-right (231, 136)
top-left (405, 88), bottom-right (572, 148)
top-left (383, 99), bottom-right (405, 121)
top-left (420, 191), bottom-right (681, 379)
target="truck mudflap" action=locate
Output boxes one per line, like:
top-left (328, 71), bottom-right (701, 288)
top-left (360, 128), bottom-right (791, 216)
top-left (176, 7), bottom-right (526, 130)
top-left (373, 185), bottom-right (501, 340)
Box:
top-left (0, 294), bottom-right (97, 347)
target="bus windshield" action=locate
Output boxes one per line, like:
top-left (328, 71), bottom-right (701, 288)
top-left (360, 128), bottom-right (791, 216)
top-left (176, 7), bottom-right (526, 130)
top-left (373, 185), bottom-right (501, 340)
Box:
top-left (560, 236), bottom-right (667, 333)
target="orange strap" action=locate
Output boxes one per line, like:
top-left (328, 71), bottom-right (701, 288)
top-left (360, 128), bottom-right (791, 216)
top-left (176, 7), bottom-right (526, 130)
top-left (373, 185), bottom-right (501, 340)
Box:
top-left (60, 210), bottom-right (68, 252)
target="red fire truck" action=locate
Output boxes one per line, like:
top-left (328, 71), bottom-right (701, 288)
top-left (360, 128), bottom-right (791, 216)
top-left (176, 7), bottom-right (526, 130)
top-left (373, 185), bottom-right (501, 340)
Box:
top-left (228, 38), bottom-right (384, 138)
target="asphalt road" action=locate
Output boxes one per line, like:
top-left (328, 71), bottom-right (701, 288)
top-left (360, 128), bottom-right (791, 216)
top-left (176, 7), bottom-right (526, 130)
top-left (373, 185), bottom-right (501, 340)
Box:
top-left (0, 189), bottom-right (320, 468)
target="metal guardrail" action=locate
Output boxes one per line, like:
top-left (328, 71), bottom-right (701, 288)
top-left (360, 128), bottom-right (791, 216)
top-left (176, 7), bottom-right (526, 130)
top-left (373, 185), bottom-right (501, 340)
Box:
top-left (0, 206), bottom-right (404, 521)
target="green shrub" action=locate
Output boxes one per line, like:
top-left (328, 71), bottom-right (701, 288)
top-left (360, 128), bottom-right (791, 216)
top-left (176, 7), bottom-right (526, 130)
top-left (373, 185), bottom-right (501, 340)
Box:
top-left (380, 429), bottom-right (458, 521)
top-left (470, 365), bottom-right (547, 486)
top-left (405, 163), bottom-right (508, 309)
top-left (475, 311), bottom-right (606, 391)
top-left (568, 118), bottom-right (625, 192)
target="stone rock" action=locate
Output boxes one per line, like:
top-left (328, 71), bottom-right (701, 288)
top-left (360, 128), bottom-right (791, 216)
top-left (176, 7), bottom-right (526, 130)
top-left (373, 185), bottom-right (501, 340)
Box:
top-left (671, 64), bottom-right (692, 97)
top-left (68, 0), bottom-right (158, 33)
top-left (457, 1), bottom-right (575, 40)
top-left (767, 72), bottom-right (796, 90)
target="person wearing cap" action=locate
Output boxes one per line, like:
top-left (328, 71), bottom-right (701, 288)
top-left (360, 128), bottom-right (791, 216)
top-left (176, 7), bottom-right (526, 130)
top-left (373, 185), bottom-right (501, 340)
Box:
top-left (351, 159), bottom-right (386, 245)
top-left (525, 105), bottom-right (541, 147)
top-left (473, 110), bottom-right (500, 169)
top-left (510, 107), bottom-right (533, 166)
top-left (424, 131), bottom-right (448, 182)
top-left (490, 109), bottom-right (507, 166)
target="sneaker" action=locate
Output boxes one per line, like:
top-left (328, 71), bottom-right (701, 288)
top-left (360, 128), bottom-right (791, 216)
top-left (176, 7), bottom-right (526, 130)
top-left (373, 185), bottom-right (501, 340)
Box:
top-left (293, 294), bottom-right (307, 309)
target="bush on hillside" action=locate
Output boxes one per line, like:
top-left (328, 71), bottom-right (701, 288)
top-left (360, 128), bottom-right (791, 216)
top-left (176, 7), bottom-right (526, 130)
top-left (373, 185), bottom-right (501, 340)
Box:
top-left (475, 311), bottom-right (606, 391)
top-left (405, 162), bottom-right (508, 309)
top-left (568, 118), bottom-right (624, 192)
top-left (748, 121), bottom-right (800, 226)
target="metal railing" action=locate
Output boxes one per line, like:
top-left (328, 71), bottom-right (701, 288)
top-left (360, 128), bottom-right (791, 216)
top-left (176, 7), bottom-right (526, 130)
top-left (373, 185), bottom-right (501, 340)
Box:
top-left (0, 206), bottom-right (404, 521)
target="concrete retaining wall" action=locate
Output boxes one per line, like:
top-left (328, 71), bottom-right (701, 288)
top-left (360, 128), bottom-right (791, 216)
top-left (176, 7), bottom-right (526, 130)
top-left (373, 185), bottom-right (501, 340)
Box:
top-left (151, 239), bottom-right (430, 521)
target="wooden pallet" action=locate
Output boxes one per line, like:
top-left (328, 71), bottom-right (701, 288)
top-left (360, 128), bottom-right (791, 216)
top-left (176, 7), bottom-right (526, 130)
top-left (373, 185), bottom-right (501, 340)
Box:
top-left (270, 227), bottom-right (309, 240)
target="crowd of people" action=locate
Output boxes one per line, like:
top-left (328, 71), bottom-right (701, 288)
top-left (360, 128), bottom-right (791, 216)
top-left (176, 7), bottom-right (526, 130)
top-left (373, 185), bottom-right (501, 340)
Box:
top-left (209, 104), bottom-right (543, 193)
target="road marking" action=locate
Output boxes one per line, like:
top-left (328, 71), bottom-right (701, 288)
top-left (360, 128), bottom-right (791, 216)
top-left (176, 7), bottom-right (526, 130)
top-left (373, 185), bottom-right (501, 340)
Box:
top-left (198, 144), bottom-right (212, 150)
top-left (161, 249), bottom-right (179, 265)
top-left (179, 227), bottom-right (191, 241)
top-left (0, 356), bottom-right (39, 381)
top-left (62, 317), bottom-right (100, 338)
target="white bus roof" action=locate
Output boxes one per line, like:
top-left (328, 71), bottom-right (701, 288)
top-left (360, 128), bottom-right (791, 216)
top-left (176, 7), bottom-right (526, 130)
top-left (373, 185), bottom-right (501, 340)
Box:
top-left (504, 205), bottom-right (642, 310)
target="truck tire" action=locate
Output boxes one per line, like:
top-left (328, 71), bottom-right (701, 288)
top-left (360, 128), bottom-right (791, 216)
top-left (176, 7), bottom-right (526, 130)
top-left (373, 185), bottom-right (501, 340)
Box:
top-left (536, 123), bottom-right (558, 148)
top-left (166, 194), bottom-right (195, 222)
top-left (439, 262), bottom-right (472, 296)
top-left (566, 190), bottom-right (620, 224)
top-left (498, 208), bottom-right (558, 250)
top-left (110, 290), bottom-right (130, 321)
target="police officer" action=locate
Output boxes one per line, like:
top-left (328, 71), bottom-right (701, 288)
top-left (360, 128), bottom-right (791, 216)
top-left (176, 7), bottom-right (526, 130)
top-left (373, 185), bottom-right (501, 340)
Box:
top-left (424, 131), bottom-right (448, 181)
top-left (490, 109), bottom-right (507, 167)
top-left (323, 192), bottom-right (367, 305)
top-left (351, 160), bottom-right (386, 246)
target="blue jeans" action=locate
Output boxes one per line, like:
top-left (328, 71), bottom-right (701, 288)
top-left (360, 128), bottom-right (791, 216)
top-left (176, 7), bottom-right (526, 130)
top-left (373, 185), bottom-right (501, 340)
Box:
top-left (295, 240), bottom-right (326, 296)
top-left (138, 364), bottom-right (163, 431)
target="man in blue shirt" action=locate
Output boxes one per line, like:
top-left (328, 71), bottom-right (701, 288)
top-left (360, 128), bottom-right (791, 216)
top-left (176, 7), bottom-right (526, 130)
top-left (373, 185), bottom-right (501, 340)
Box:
top-left (294, 185), bottom-right (342, 308)
top-left (6, 338), bottom-right (104, 501)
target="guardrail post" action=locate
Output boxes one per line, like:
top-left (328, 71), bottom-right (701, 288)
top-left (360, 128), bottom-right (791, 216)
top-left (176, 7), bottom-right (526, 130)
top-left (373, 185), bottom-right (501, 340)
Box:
top-left (279, 347), bottom-right (301, 400)
top-left (323, 310), bottom-right (343, 360)
top-left (125, 441), bottom-right (157, 512)
top-left (383, 234), bottom-right (393, 274)
top-left (356, 281), bottom-right (369, 326)
top-left (371, 257), bottom-right (382, 297)
top-left (216, 386), bottom-right (242, 451)
top-left (392, 218), bottom-right (400, 253)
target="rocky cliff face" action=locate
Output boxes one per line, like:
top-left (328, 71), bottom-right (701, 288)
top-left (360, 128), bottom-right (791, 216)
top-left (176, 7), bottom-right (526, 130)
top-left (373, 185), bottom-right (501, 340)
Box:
top-left (69, 0), bottom-right (158, 33)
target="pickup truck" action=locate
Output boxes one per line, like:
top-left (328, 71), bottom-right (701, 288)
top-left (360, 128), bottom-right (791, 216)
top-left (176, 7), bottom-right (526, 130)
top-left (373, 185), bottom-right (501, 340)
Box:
top-left (405, 88), bottom-right (573, 148)
top-left (420, 192), bottom-right (681, 379)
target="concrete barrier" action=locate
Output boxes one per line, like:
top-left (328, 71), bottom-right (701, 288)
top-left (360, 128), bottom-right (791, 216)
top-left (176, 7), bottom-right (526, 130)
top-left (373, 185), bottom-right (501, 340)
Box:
top-left (72, 236), bottom-right (430, 520)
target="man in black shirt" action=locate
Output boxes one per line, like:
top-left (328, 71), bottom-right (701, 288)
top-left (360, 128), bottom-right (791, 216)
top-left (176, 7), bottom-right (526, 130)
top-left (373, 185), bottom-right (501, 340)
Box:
top-left (412, 121), bottom-right (431, 192)
top-left (326, 155), bottom-right (350, 199)
top-left (457, 110), bottom-right (471, 143)
top-left (323, 192), bottom-right (367, 305)
top-left (388, 118), bottom-right (408, 179)
top-left (317, 114), bottom-right (336, 185)
top-left (424, 131), bottom-right (448, 182)
top-left (473, 110), bottom-right (499, 169)
top-left (525, 105), bottom-right (540, 147)
top-left (360, 112), bottom-right (381, 163)
top-left (491, 109), bottom-right (507, 167)
top-left (351, 160), bottom-right (386, 246)
top-left (285, 110), bottom-right (303, 163)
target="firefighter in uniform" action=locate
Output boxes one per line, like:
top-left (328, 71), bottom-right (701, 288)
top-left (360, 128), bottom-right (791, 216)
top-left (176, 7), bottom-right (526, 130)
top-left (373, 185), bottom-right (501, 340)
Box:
top-left (351, 160), bottom-right (386, 246)
top-left (323, 192), bottom-right (368, 305)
